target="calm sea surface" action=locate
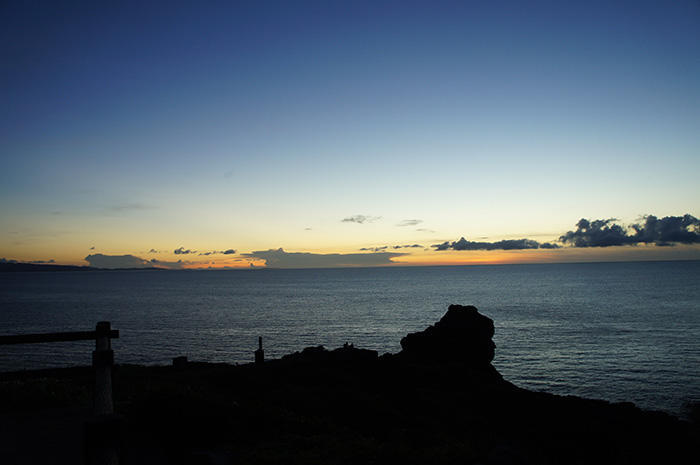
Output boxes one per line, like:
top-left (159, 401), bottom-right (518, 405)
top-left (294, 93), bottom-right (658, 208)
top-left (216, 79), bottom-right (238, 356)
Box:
top-left (1, 261), bottom-right (699, 416)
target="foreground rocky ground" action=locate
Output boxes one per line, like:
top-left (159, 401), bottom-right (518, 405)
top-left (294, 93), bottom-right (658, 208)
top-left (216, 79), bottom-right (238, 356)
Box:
top-left (1, 305), bottom-right (698, 464)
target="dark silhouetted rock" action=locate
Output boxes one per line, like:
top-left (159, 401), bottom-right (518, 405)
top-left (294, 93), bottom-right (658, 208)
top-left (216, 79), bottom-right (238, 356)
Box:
top-left (281, 344), bottom-right (378, 364)
top-left (400, 304), bottom-right (496, 366)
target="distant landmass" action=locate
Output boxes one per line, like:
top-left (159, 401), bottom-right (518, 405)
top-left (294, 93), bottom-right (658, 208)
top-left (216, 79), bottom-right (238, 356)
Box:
top-left (0, 262), bottom-right (164, 272)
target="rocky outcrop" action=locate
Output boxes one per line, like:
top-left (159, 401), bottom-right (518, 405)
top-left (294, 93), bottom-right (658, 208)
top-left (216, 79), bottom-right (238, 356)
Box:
top-left (399, 304), bottom-right (496, 366)
top-left (281, 343), bottom-right (378, 364)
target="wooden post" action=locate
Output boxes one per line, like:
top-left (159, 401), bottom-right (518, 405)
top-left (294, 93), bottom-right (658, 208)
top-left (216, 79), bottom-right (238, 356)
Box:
top-left (255, 336), bottom-right (264, 365)
top-left (87, 321), bottom-right (121, 465)
top-left (93, 321), bottom-right (114, 415)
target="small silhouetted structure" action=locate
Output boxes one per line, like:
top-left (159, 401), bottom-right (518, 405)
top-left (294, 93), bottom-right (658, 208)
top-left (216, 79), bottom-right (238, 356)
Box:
top-left (255, 336), bottom-right (264, 365)
top-left (173, 356), bottom-right (188, 368)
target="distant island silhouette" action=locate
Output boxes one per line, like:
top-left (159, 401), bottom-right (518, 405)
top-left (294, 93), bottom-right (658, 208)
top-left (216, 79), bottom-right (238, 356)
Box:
top-left (0, 262), bottom-right (165, 272)
top-left (0, 305), bottom-right (697, 464)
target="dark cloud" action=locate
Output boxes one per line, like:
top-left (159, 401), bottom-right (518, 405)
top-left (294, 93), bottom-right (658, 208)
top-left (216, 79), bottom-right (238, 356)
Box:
top-left (305, 227), bottom-right (312, 231)
top-left (630, 214), bottom-right (700, 245)
top-left (29, 259), bottom-right (55, 264)
top-left (560, 214), bottom-right (700, 247)
top-left (89, 246), bottom-right (95, 250)
top-left (198, 249), bottom-right (237, 256)
top-left (174, 247), bottom-right (195, 255)
top-left (0, 258), bottom-right (18, 264)
top-left (85, 254), bottom-right (151, 269)
top-left (148, 248), bottom-right (159, 253)
top-left (341, 215), bottom-right (381, 224)
top-left (360, 244), bottom-right (423, 252)
top-left (149, 258), bottom-right (186, 269)
top-left (243, 248), bottom-right (404, 268)
top-left (433, 237), bottom-right (560, 251)
top-left (397, 219), bottom-right (422, 227)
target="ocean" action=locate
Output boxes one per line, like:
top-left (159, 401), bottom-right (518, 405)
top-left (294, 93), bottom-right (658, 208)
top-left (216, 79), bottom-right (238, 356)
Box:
top-left (1, 260), bottom-right (699, 416)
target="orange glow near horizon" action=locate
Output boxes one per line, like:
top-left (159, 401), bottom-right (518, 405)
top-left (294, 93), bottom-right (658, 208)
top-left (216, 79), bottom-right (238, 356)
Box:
top-left (18, 243), bottom-right (700, 269)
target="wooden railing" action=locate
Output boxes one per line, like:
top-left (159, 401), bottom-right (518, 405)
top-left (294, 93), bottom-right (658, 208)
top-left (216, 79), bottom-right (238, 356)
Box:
top-left (0, 322), bottom-right (121, 464)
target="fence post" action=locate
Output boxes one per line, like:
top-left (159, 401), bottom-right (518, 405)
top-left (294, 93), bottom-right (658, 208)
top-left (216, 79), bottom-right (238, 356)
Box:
top-left (93, 321), bottom-right (114, 415)
top-left (255, 336), bottom-right (264, 365)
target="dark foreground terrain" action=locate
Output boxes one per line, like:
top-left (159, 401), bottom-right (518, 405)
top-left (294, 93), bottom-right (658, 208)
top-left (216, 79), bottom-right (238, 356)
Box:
top-left (1, 305), bottom-right (698, 464)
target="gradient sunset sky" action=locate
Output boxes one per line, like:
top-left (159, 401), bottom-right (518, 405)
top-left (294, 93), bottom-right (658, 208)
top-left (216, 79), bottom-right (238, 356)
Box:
top-left (2, 1), bottom-right (699, 269)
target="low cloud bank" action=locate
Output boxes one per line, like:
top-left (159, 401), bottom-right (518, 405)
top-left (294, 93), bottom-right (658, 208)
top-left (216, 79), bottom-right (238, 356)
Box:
top-left (433, 238), bottom-right (559, 251)
top-left (243, 248), bottom-right (404, 268)
top-left (560, 215), bottom-right (700, 247)
top-left (85, 254), bottom-right (151, 269)
top-left (85, 254), bottom-right (186, 269)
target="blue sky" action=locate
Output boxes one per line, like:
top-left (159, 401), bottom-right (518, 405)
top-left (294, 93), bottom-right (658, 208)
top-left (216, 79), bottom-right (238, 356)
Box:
top-left (2, 1), bottom-right (699, 267)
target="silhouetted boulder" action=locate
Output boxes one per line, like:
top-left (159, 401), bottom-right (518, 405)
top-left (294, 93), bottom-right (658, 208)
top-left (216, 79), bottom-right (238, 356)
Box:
top-left (400, 304), bottom-right (496, 366)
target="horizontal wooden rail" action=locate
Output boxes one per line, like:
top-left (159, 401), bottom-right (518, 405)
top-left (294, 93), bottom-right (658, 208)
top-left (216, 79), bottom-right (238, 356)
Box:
top-left (0, 329), bottom-right (119, 345)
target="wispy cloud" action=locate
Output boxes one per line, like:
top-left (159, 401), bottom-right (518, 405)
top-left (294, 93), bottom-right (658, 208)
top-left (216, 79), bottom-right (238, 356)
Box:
top-left (397, 219), bottom-right (422, 227)
top-left (107, 202), bottom-right (156, 212)
top-left (360, 244), bottom-right (423, 252)
top-left (341, 215), bottom-right (381, 224)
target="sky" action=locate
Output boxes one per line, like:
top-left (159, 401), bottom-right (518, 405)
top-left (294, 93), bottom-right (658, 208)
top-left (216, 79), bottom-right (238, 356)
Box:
top-left (1, 0), bottom-right (699, 269)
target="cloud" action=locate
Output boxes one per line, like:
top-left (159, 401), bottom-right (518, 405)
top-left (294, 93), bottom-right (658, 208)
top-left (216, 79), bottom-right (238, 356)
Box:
top-left (83, 253), bottom-right (188, 269)
top-left (416, 228), bottom-right (436, 233)
top-left (85, 254), bottom-right (151, 269)
top-left (359, 246), bottom-right (388, 252)
top-left (560, 214), bottom-right (700, 247)
top-left (174, 247), bottom-right (195, 255)
top-left (148, 249), bottom-right (159, 253)
top-left (198, 249), bottom-right (237, 256)
top-left (89, 246), bottom-right (95, 250)
top-left (360, 244), bottom-right (423, 252)
top-left (0, 258), bottom-right (18, 264)
top-left (397, 219), bottom-right (423, 227)
top-left (341, 215), bottom-right (381, 224)
top-left (242, 248), bottom-right (405, 268)
top-left (108, 202), bottom-right (156, 212)
top-left (29, 259), bottom-right (55, 264)
top-left (149, 258), bottom-right (186, 269)
top-left (433, 237), bottom-right (560, 251)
